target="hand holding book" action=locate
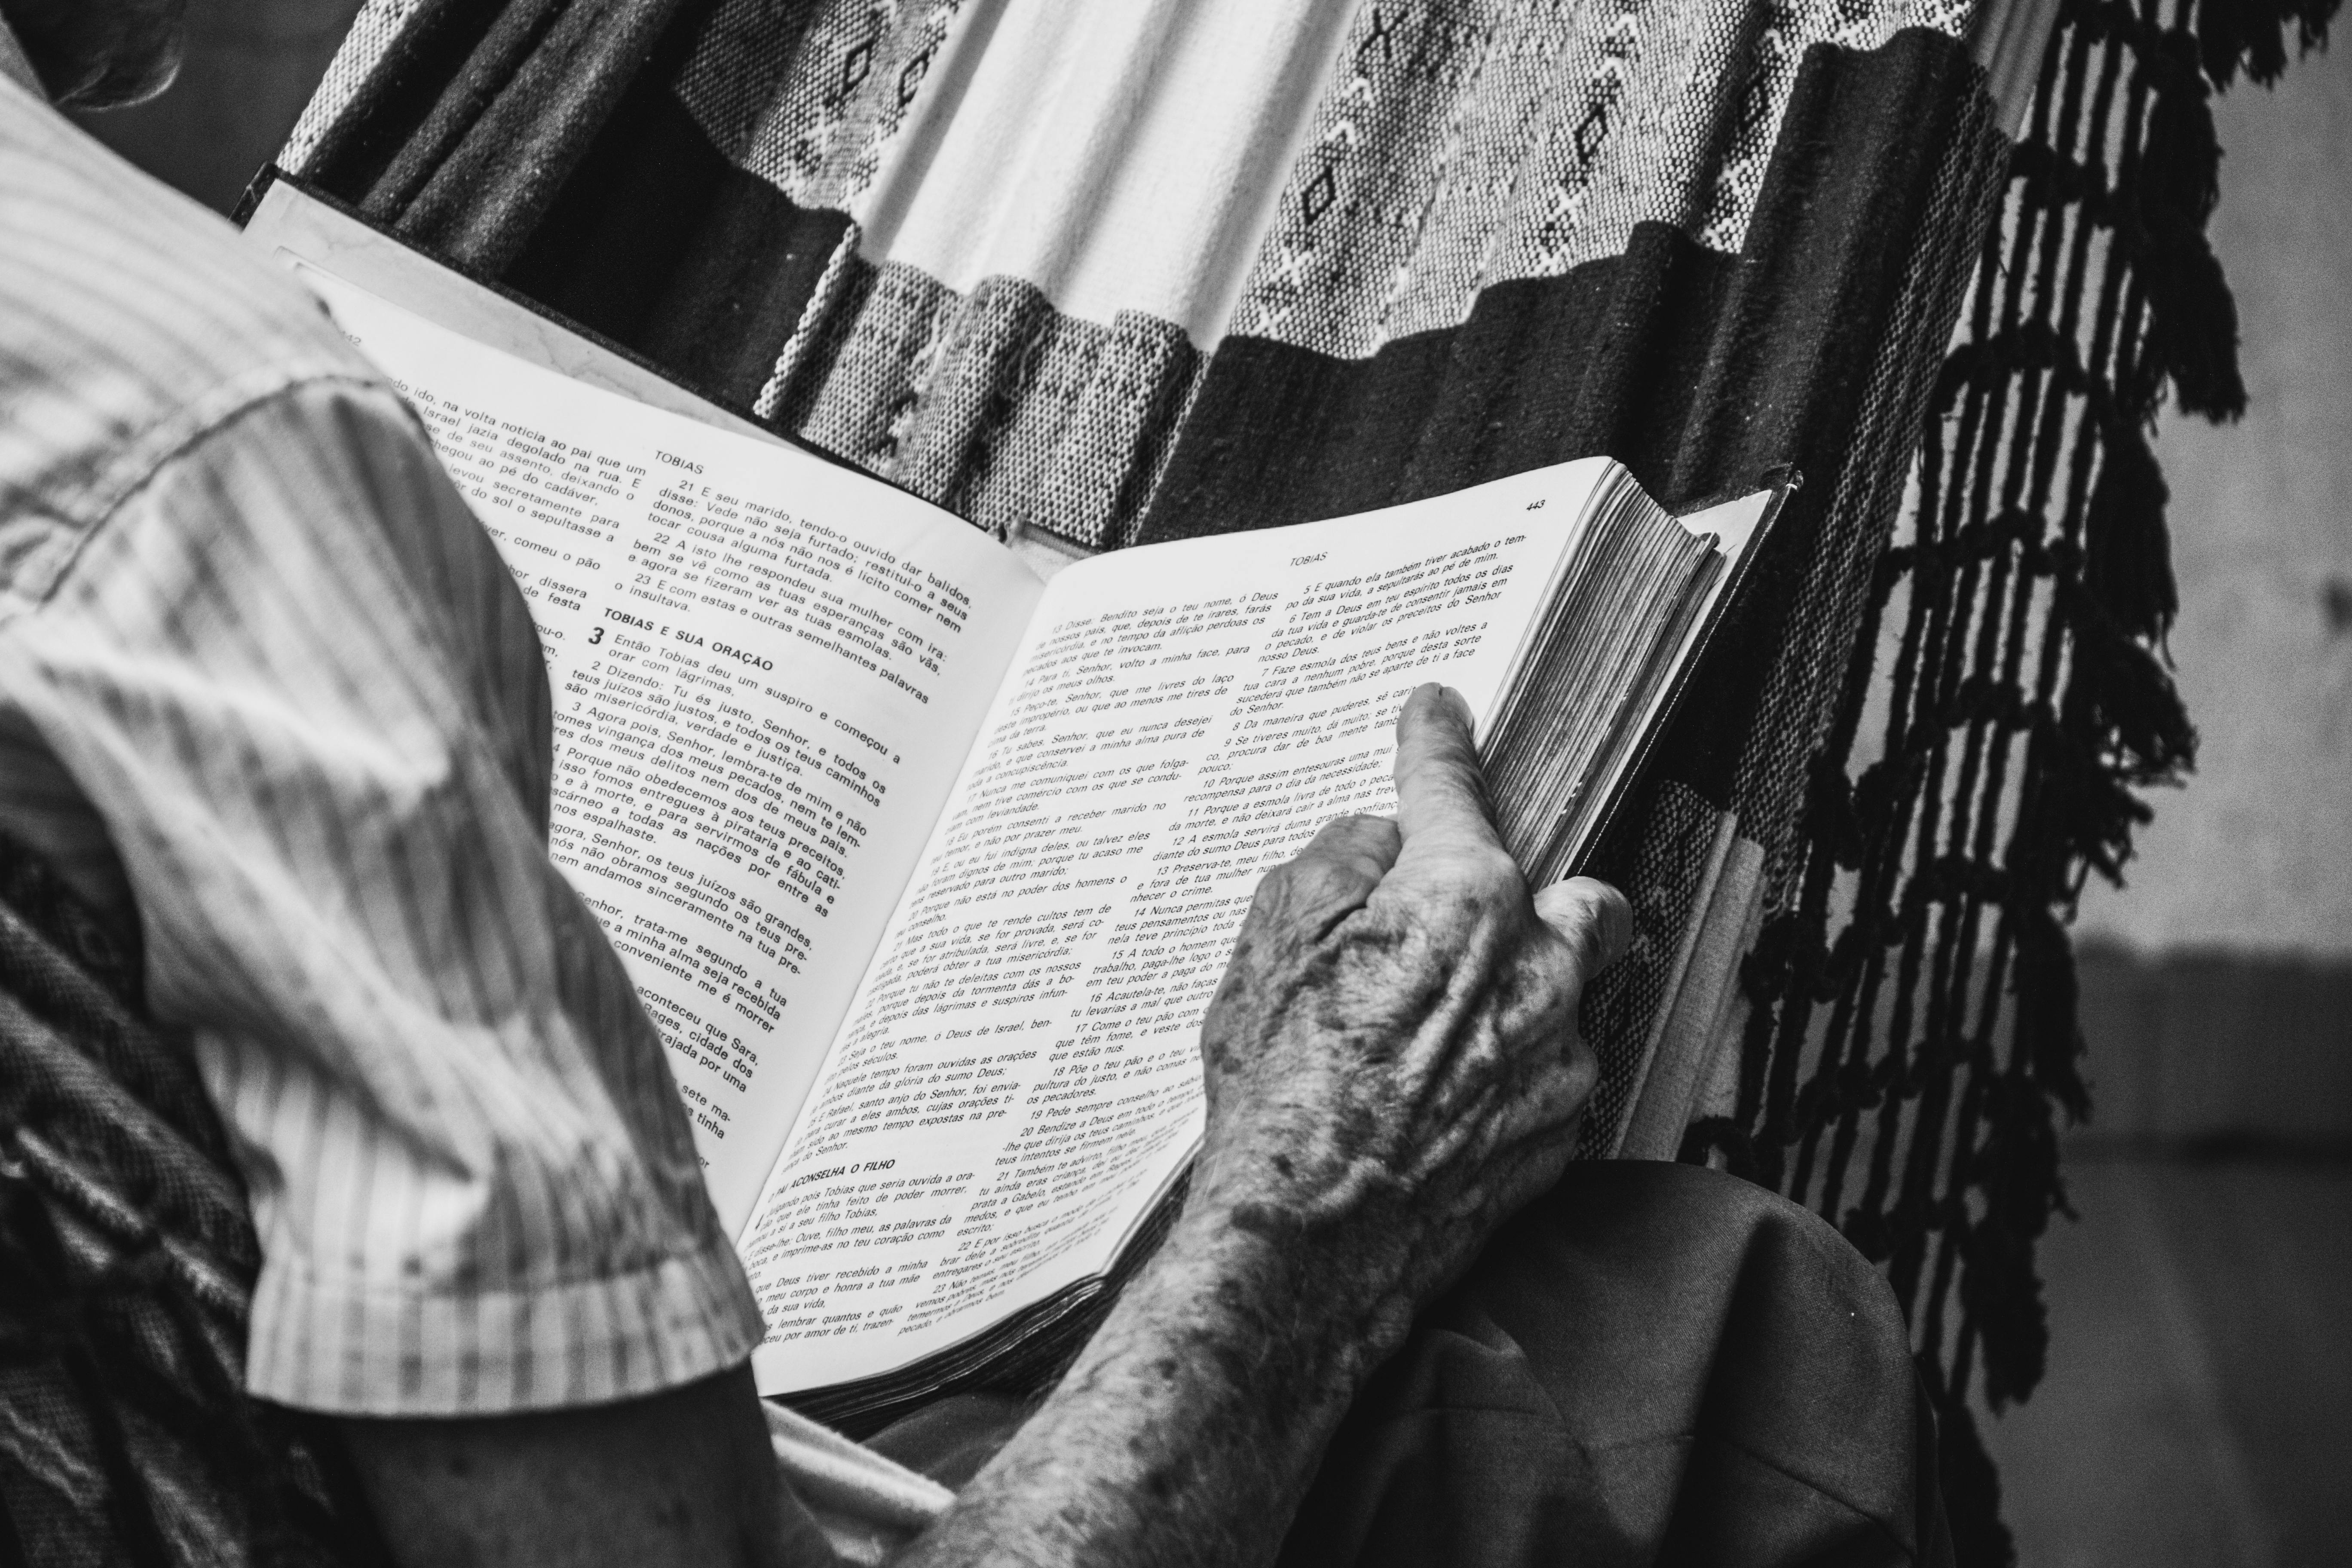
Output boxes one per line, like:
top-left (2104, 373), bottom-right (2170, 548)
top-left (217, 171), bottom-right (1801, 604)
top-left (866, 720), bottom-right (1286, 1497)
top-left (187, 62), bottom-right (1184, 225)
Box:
top-left (1186, 685), bottom-right (1631, 1366)
top-left (898, 687), bottom-right (1631, 1567)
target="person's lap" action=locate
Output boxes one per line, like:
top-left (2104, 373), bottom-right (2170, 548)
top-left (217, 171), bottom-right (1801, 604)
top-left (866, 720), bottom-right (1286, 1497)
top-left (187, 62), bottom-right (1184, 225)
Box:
top-left (864, 1162), bottom-right (1950, 1568)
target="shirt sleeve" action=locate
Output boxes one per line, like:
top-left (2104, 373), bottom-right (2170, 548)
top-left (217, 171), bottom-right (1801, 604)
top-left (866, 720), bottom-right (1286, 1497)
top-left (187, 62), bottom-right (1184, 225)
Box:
top-left (0, 376), bottom-right (765, 1416)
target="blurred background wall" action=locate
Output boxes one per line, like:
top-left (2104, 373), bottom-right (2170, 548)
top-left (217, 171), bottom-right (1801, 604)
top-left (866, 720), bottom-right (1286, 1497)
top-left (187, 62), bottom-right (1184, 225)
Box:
top-left (1977, 43), bottom-right (2350, 1568)
top-left (2067, 37), bottom-right (2352, 1155)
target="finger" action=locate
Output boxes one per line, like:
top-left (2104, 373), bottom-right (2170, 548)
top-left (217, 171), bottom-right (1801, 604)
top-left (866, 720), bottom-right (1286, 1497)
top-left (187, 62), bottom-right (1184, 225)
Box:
top-left (1243, 815), bottom-right (1402, 939)
top-left (1295, 812), bottom-right (1403, 885)
top-left (1391, 684), bottom-right (1504, 858)
top-left (1262, 814), bottom-right (1401, 914)
top-left (1532, 876), bottom-right (1632, 975)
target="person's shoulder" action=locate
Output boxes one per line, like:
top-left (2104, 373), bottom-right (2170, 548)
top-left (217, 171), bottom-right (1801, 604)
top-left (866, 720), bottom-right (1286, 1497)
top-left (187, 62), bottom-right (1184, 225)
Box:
top-left (0, 79), bottom-right (381, 544)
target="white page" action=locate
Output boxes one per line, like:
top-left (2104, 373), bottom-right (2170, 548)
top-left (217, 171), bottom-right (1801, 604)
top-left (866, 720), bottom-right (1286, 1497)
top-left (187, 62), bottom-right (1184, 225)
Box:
top-left (288, 265), bottom-right (1045, 1232)
top-left (740, 459), bottom-right (1610, 1395)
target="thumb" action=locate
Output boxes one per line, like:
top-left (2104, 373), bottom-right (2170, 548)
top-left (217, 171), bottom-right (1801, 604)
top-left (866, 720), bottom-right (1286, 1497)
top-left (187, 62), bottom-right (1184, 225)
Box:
top-left (1533, 876), bottom-right (1632, 976)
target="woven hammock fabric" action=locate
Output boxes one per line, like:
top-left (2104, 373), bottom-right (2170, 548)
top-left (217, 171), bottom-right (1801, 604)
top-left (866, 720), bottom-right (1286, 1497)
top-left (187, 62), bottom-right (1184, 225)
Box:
top-left (0, 835), bottom-right (383, 1567)
top-left (286, 0), bottom-right (1981, 548)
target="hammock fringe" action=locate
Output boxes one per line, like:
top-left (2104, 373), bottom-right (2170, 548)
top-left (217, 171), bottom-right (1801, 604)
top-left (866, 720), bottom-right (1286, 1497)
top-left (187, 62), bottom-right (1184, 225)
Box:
top-left (1720, 2), bottom-right (2335, 1562)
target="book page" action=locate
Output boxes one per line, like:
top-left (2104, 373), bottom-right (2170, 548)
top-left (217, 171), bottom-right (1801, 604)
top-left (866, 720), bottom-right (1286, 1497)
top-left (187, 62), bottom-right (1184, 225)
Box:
top-left (288, 266), bottom-right (1045, 1232)
top-left (739, 460), bottom-right (1611, 1395)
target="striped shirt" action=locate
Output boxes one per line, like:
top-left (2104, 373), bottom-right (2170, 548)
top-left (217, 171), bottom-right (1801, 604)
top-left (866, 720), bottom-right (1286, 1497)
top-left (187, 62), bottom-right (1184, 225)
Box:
top-left (0, 68), bottom-right (764, 1414)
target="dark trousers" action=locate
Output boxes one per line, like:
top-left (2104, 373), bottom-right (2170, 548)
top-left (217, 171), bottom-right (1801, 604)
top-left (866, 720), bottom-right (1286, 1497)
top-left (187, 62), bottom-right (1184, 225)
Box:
top-left (869, 1162), bottom-right (1950, 1568)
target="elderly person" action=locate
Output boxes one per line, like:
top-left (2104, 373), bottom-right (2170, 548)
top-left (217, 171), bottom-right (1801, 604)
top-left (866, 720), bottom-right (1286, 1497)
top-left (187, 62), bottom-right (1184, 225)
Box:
top-left (0, 5), bottom-right (1943, 1565)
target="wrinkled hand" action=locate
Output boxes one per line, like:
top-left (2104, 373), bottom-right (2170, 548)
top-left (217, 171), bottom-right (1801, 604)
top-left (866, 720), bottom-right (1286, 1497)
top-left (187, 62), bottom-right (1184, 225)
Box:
top-left (1188, 683), bottom-right (1632, 1363)
top-left (888, 687), bottom-right (1632, 1568)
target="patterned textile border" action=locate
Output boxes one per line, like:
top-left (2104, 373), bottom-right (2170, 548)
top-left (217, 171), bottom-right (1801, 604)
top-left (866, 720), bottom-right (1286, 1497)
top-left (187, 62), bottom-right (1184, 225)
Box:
top-left (287, 0), bottom-right (1977, 550)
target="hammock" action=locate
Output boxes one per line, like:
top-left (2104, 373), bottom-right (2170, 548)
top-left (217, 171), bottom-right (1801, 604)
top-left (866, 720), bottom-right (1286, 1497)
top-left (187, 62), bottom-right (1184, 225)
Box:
top-left (4, 0), bottom-right (2333, 1562)
top-left (0, 834), bottom-right (383, 1567)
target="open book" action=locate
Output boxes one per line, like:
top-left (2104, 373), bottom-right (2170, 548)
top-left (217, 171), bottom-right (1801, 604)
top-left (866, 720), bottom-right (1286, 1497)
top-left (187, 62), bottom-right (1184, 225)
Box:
top-left (245, 178), bottom-right (1784, 1430)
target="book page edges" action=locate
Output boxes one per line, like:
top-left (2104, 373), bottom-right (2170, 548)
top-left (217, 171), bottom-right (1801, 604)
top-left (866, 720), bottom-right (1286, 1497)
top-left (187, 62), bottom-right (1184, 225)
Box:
top-left (1471, 458), bottom-right (1620, 750)
top-left (1554, 473), bottom-right (1795, 878)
